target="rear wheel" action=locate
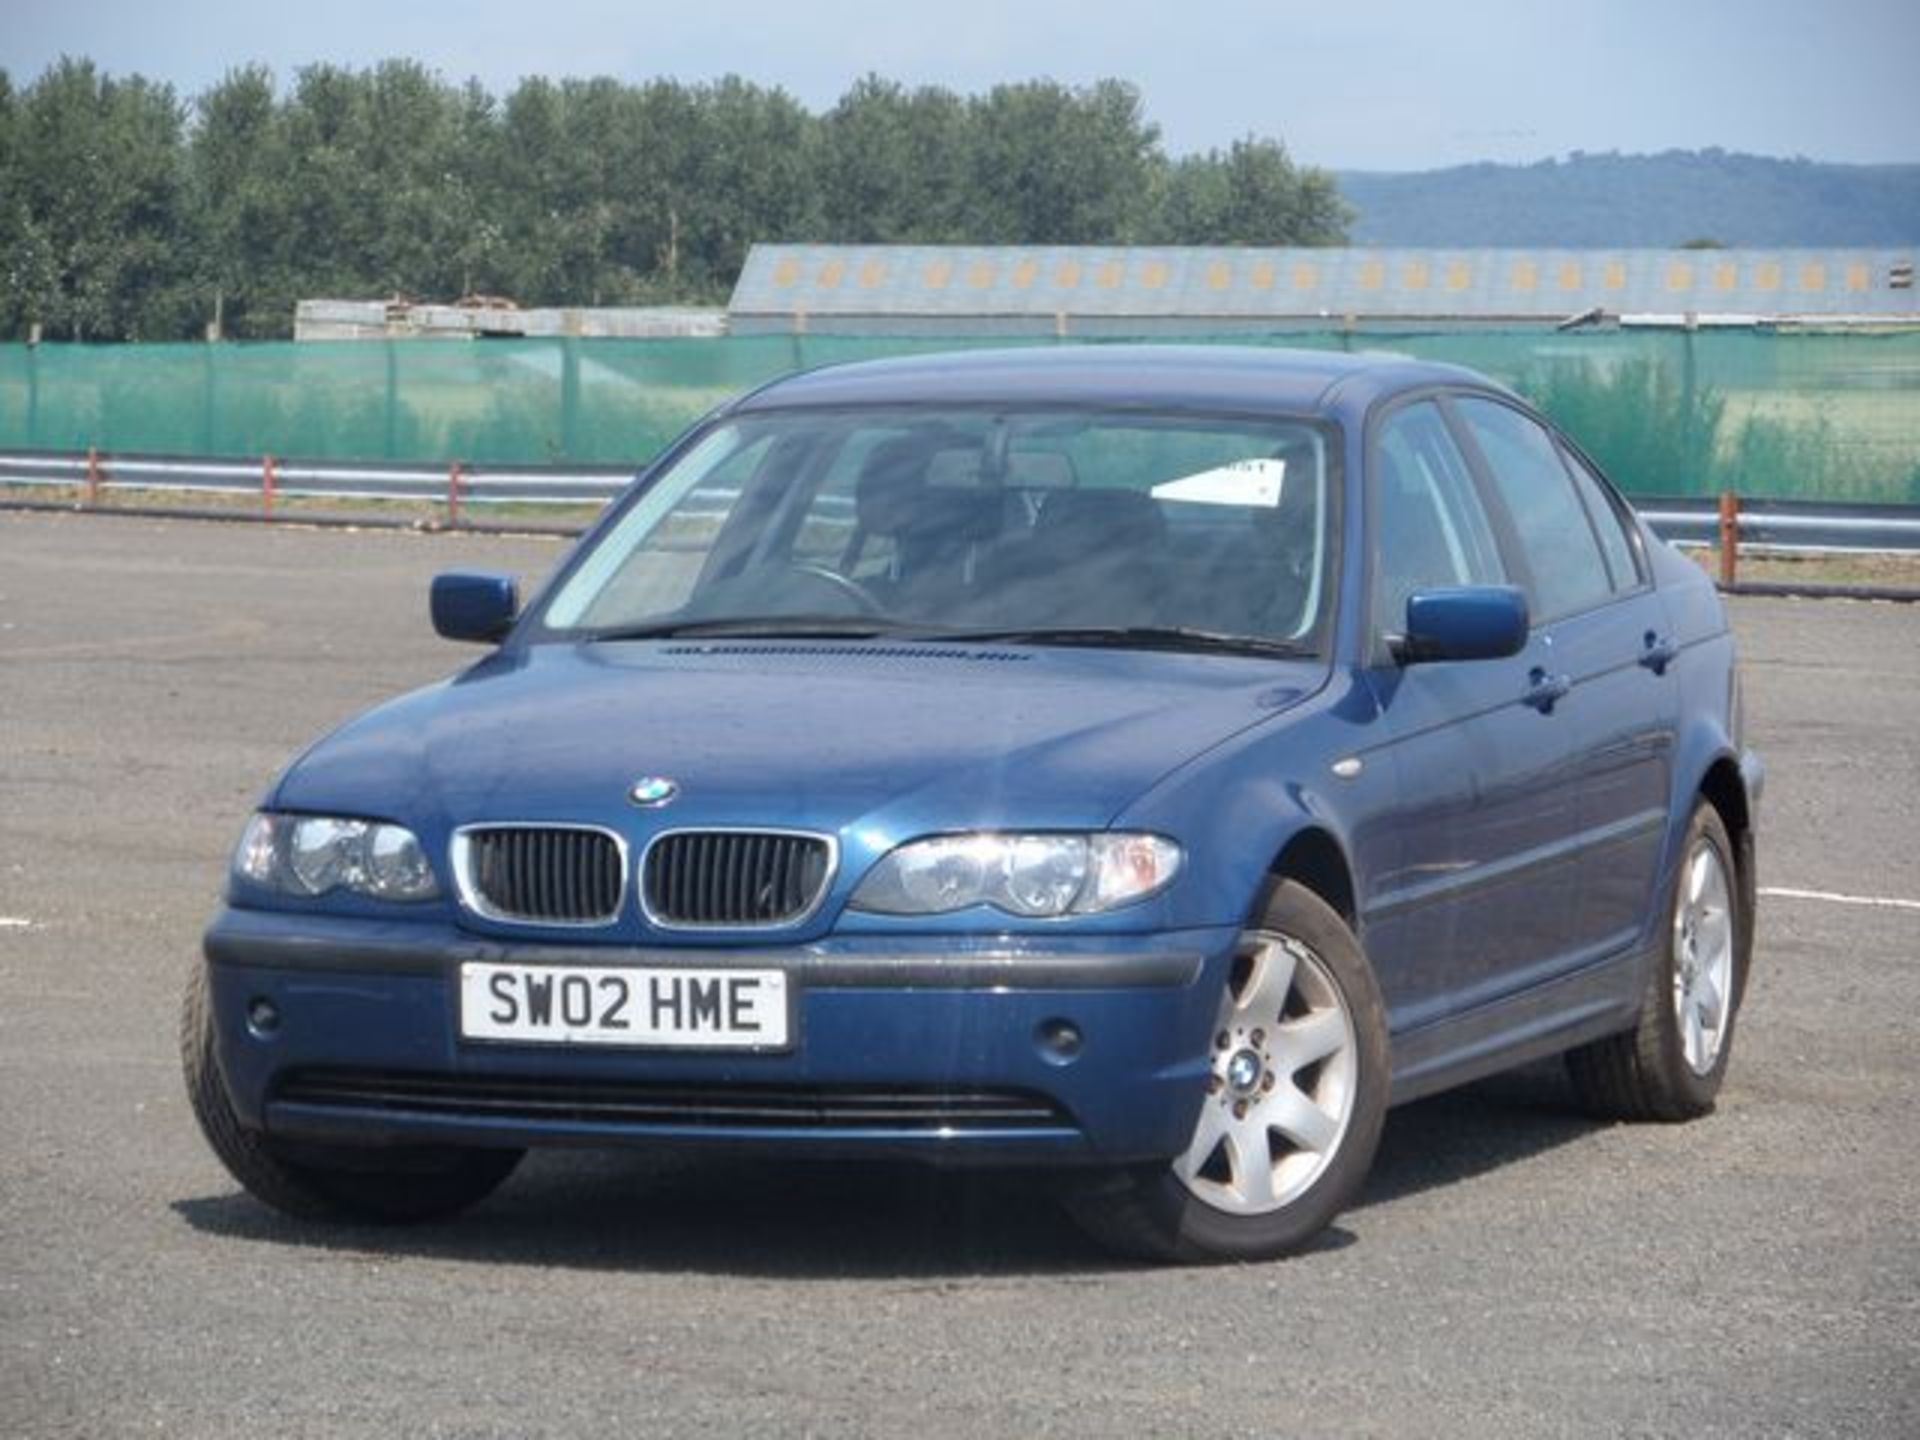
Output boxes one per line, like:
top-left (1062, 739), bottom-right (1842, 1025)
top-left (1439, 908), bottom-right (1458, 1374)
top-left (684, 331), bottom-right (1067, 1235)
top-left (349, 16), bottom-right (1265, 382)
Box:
top-left (1064, 880), bottom-right (1390, 1263)
top-left (180, 964), bottom-right (522, 1223)
top-left (1566, 802), bottom-right (1747, 1121)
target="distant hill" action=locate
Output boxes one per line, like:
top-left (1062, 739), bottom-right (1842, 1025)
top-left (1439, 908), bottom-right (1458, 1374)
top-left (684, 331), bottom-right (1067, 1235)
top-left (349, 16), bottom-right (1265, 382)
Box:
top-left (1338, 150), bottom-right (1920, 247)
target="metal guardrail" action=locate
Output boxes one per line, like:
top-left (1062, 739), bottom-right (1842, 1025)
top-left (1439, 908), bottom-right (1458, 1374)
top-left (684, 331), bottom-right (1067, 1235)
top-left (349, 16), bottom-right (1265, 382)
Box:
top-left (1634, 496), bottom-right (1920, 554)
top-left (3, 449), bottom-right (1919, 555)
top-left (0, 450), bottom-right (633, 510)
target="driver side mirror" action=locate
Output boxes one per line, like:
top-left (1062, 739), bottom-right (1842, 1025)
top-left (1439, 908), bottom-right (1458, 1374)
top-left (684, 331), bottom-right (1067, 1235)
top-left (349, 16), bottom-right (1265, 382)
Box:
top-left (431, 571), bottom-right (519, 644)
top-left (1393, 585), bottom-right (1528, 664)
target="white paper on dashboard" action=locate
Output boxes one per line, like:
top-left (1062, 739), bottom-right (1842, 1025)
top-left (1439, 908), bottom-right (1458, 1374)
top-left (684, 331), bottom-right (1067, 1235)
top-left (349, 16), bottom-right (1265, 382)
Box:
top-left (1150, 457), bottom-right (1286, 508)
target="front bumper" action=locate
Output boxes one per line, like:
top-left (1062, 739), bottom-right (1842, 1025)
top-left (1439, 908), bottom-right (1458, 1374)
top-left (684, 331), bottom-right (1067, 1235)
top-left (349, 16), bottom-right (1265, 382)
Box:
top-left (204, 907), bottom-right (1237, 1164)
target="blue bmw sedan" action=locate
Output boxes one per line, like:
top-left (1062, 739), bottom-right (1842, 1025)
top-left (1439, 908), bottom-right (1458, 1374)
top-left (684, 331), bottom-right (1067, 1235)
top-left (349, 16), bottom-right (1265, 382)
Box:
top-left (184, 346), bottom-right (1761, 1262)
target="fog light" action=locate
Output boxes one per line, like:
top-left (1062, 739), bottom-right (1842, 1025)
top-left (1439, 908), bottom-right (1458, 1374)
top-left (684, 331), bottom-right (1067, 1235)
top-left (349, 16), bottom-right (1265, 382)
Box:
top-left (1036, 1018), bottom-right (1083, 1064)
top-left (246, 997), bottom-right (281, 1036)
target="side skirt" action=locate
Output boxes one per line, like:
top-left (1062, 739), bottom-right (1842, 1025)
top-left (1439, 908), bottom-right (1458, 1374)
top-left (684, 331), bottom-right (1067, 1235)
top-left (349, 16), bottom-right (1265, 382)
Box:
top-left (1386, 942), bottom-right (1649, 1107)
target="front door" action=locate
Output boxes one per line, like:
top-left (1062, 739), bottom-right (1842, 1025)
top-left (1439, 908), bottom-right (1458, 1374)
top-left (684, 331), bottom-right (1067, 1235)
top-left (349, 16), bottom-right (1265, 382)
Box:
top-left (1357, 400), bottom-right (1586, 1036)
top-left (1450, 398), bottom-right (1680, 967)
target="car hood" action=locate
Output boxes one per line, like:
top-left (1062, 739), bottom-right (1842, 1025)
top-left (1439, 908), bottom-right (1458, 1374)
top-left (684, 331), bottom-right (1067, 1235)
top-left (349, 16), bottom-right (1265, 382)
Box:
top-left (273, 639), bottom-right (1319, 839)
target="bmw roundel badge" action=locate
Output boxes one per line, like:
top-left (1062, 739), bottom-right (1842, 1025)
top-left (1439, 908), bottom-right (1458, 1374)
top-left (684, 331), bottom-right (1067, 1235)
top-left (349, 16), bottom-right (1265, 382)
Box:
top-left (628, 776), bottom-right (679, 808)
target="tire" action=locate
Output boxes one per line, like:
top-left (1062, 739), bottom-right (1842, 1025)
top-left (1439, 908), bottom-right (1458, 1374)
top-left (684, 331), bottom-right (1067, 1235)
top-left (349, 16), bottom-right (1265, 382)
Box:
top-left (180, 964), bottom-right (522, 1223)
top-left (1566, 801), bottom-right (1748, 1122)
top-left (1063, 879), bottom-right (1390, 1263)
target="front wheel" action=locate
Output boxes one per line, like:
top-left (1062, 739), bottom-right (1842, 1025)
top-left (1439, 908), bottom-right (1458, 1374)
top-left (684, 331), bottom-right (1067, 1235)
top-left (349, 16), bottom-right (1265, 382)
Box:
top-left (180, 964), bottom-right (522, 1223)
top-left (1064, 880), bottom-right (1390, 1263)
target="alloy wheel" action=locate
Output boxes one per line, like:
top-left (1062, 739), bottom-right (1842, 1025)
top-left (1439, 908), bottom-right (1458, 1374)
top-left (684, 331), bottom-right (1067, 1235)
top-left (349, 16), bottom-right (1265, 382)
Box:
top-left (1672, 838), bottom-right (1736, 1075)
top-left (1174, 931), bottom-right (1358, 1215)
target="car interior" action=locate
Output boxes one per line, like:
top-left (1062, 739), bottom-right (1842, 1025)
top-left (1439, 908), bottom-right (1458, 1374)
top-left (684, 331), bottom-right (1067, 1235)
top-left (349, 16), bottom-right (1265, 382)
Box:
top-left (807, 428), bottom-right (1327, 640)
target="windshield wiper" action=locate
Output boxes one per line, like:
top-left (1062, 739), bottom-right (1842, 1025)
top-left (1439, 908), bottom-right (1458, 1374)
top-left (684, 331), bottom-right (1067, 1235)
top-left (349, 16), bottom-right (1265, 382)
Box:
top-left (586, 617), bottom-right (1312, 657)
top-left (924, 625), bottom-right (1315, 659)
top-left (585, 614), bottom-right (927, 643)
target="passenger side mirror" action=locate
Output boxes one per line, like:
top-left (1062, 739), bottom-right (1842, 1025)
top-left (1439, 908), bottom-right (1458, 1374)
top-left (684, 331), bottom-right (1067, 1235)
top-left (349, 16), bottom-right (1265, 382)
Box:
top-left (431, 571), bottom-right (519, 644)
top-left (1394, 585), bottom-right (1528, 664)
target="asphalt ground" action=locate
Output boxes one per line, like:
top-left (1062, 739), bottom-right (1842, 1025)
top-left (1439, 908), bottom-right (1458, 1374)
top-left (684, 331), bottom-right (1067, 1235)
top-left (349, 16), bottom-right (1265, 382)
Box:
top-left (2, 510), bottom-right (1915, 1439)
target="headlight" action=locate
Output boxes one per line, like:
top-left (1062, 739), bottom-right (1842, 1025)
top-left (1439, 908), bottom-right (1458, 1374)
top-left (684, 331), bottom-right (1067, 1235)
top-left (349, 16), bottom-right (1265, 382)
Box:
top-left (233, 813), bottom-right (440, 902)
top-left (850, 833), bottom-right (1181, 918)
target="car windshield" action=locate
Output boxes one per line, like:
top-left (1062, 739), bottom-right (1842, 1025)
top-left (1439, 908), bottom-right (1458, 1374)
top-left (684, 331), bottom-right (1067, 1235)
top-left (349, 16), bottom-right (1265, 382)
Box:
top-left (539, 406), bottom-right (1337, 654)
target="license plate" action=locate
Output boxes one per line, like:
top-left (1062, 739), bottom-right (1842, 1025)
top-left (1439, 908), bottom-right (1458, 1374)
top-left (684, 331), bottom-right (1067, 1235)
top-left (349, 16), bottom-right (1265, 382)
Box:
top-left (458, 962), bottom-right (790, 1050)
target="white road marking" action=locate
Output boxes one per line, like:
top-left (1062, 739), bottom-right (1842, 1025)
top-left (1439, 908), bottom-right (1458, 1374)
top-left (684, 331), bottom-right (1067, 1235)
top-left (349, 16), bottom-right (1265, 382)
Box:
top-left (1760, 886), bottom-right (1920, 913)
top-left (0, 916), bottom-right (34, 929)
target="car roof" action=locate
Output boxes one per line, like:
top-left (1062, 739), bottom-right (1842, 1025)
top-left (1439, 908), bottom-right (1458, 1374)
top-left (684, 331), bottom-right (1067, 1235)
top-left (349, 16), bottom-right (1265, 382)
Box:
top-left (730, 344), bottom-right (1505, 418)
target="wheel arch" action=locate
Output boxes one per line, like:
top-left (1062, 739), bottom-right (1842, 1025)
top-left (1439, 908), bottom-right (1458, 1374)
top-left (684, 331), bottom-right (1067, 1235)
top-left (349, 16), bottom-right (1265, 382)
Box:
top-left (1697, 752), bottom-right (1758, 968)
top-left (1698, 753), bottom-right (1751, 854)
top-left (1265, 825), bottom-right (1358, 928)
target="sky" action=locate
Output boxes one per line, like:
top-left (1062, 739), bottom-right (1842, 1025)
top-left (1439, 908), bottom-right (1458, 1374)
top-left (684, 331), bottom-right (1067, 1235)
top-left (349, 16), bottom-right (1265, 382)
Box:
top-left (3, 0), bottom-right (1916, 172)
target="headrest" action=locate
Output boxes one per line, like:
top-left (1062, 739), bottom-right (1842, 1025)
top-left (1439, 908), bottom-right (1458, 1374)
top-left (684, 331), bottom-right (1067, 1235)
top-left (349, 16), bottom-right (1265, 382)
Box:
top-left (855, 437), bottom-right (937, 535)
top-left (1006, 450), bottom-right (1076, 490)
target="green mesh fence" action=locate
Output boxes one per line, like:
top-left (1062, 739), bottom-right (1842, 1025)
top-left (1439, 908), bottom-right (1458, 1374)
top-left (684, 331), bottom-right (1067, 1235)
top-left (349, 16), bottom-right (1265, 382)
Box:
top-left (1, 331), bottom-right (1915, 501)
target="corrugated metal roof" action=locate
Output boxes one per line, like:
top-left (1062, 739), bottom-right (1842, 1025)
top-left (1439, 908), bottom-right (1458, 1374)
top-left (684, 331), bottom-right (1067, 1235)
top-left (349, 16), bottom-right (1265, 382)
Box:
top-left (728, 245), bottom-right (1920, 331)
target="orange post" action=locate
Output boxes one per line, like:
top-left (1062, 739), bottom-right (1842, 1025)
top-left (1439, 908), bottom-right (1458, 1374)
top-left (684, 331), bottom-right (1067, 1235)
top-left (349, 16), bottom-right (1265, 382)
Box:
top-left (85, 446), bottom-right (101, 507)
top-left (447, 461), bottom-right (463, 530)
top-left (263, 454), bottom-right (277, 520)
top-left (1716, 491), bottom-right (1739, 587)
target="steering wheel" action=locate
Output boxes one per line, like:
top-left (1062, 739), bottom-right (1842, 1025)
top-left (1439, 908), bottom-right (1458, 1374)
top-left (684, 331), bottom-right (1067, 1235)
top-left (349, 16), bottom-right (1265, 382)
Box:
top-left (780, 563), bottom-right (884, 616)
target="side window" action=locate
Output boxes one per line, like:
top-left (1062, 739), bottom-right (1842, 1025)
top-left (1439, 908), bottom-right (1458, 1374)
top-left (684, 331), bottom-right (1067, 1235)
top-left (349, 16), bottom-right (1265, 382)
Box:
top-left (1559, 443), bottom-right (1643, 591)
top-left (1454, 398), bottom-right (1614, 622)
top-left (1371, 402), bottom-right (1507, 640)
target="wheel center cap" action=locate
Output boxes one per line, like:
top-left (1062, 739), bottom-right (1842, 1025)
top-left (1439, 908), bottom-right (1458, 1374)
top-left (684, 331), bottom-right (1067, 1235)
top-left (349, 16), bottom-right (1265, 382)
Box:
top-left (1226, 1049), bottom-right (1263, 1094)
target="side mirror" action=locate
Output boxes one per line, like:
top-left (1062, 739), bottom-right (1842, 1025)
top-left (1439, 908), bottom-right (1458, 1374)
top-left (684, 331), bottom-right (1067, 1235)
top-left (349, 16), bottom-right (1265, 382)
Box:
top-left (431, 572), bottom-right (519, 644)
top-left (1395, 585), bottom-right (1528, 664)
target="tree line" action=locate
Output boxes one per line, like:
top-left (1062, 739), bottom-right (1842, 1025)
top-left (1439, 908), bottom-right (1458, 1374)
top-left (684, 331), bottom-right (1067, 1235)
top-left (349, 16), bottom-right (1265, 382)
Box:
top-left (0, 59), bottom-right (1348, 342)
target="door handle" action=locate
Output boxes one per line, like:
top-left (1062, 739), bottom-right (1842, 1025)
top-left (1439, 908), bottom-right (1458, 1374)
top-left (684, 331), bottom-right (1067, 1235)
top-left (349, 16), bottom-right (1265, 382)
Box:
top-left (1639, 631), bottom-right (1678, 674)
top-left (1523, 667), bottom-right (1571, 713)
